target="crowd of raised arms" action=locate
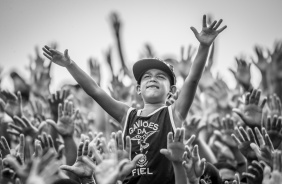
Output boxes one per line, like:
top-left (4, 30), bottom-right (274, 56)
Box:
top-left (0, 12), bottom-right (282, 184)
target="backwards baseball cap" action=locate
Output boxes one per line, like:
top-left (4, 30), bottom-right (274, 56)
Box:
top-left (133, 58), bottom-right (176, 85)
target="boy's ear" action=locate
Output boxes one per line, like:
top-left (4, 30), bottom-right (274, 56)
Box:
top-left (136, 85), bottom-right (141, 95)
top-left (170, 85), bottom-right (177, 94)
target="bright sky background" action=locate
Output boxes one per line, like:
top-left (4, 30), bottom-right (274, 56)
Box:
top-left (1, 0), bottom-right (282, 92)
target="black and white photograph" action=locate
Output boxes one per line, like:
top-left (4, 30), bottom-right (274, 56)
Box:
top-left (0, 1), bottom-right (282, 184)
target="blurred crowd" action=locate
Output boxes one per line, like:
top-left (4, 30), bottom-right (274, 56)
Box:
top-left (0, 12), bottom-right (282, 184)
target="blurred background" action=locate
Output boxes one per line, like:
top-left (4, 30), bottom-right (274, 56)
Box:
top-left (0, 0), bottom-right (281, 91)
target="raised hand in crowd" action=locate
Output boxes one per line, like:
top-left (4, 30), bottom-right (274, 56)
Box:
top-left (89, 58), bottom-right (101, 86)
top-left (176, 45), bottom-right (196, 79)
top-left (42, 45), bottom-right (72, 67)
top-left (60, 140), bottom-right (95, 183)
top-left (25, 150), bottom-right (64, 184)
top-left (231, 126), bottom-right (258, 162)
top-left (47, 101), bottom-right (77, 138)
top-left (182, 144), bottom-right (206, 184)
top-left (229, 57), bottom-right (252, 92)
top-left (29, 46), bottom-right (52, 98)
top-left (242, 160), bottom-right (264, 184)
top-left (250, 127), bottom-right (274, 166)
top-left (48, 90), bottom-right (67, 121)
top-left (214, 115), bottom-right (237, 148)
top-left (267, 94), bottom-right (282, 116)
top-left (109, 12), bottom-right (131, 78)
top-left (262, 151), bottom-right (282, 184)
top-left (233, 89), bottom-right (266, 128)
top-left (139, 43), bottom-right (156, 59)
top-left (0, 90), bottom-right (23, 118)
top-left (8, 116), bottom-right (43, 139)
top-left (263, 115), bottom-right (282, 148)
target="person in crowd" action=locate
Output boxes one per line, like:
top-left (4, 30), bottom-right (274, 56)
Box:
top-left (0, 11), bottom-right (282, 184)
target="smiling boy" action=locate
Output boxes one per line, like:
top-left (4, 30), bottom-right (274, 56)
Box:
top-left (42, 15), bottom-right (226, 184)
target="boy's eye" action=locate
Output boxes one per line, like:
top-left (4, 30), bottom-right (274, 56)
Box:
top-left (157, 75), bottom-right (165, 79)
top-left (143, 75), bottom-right (150, 79)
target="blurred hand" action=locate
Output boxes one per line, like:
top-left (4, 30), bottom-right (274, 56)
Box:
top-left (60, 140), bottom-right (94, 180)
top-left (0, 90), bottom-right (23, 118)
top-left (214, 115), bottom-right (237, 148)
top-left (139, 43), bottom-right (156, 59)
top-left (233, 89), bottom-right (266, 128)
top-left (48, 90), bottom-right (66, 120)
top-left (206, 79), bottom-right (231, 109)
top-left (160, 128), bottom-right (186, 163)
top-left (0, 136), bottom-right (12, 158)
top-left (242, 160), bottom-right (263, 184)
top-left (47, 101), bottom-right (78, 138)
top-left (182, 145), bottom-right (206, 184)
top-left (83, 138), bottom-right (140, 184)
top-left (26, 150), bottom-right (63, 184)
top-left (231, 126), bottom-right (257, 161)
top-left (8, 116), bottom-right (42, 139)
top-left (250, 127), bottom-right (274, 166)
top-left (110, 12), bottom-right (121, 35)
top-left (112, 131), bottom-right (143, 180)
top-left (262, 151), bottom-right (282, 184)
top-left (263, 115), bottom-right (282, 148)
top-left (176, 45), bottom-right (196, 79)
top-left (183, 117), bottom-right (201, 139)
top-left (267, 94), bottom-right (282, 116)
top-left (252, 46), bottom-right (269, 74)
top-left (229, 58), bottom-right (251, 87)
top-left (89, 58), bottom-right (101, 86)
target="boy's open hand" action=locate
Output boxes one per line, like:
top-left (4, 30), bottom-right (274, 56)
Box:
top-left (191, 15), bottom-right (227, 47)
top-left (42, 46), bottom-right (72, 67)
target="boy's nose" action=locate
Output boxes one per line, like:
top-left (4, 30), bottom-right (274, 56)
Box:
top-left (149, 77), bottom-right (157, 82)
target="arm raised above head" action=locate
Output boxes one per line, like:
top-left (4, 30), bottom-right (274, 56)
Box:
top-left (172, 15), bottom-right (227, 126)
top-left (42, 46), bottom-right (130, 123)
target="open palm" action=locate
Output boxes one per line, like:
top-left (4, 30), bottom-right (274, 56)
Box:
top-left (191, 15), bottom-right (227, 47)
top-left (42, 45), bottom-right (72, 67)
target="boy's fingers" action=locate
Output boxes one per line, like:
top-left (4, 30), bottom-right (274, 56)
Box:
top-left (190, 27), bottom-right (199, 36)
top-left (202, 15), bottom-right (207, 28)
top-left (213, 19), bottom-right (222, 30)
top-left (217, 25), bottom-right (227, 33)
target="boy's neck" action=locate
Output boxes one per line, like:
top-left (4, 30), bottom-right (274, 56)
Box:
top-left (141, 103), bottom-right (166, 116)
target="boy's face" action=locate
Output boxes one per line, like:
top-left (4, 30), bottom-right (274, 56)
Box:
top-left (137, 69), bottom-right (171, 104)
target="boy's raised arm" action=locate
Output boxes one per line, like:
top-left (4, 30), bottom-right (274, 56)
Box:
top-left (173, 15), bottom-right (227, 126)
top-left (42, 46), bottom-right (130, 123)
